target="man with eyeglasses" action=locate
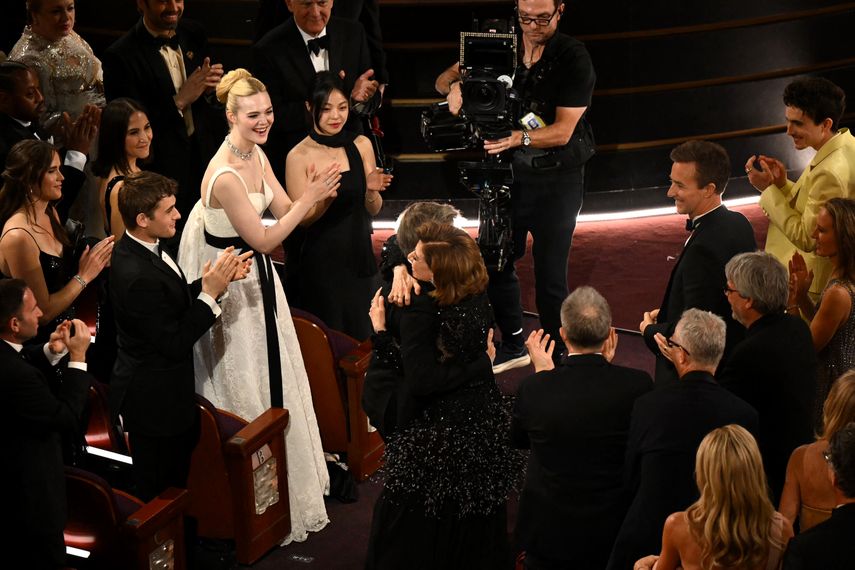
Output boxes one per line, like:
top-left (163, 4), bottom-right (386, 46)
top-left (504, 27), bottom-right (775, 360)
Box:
top-left (782, 422), bottom-right (855, 569)
top-left (639, 140), bottom-right (756, 387)
top-left (608, 308), bottom-right (758, 570)
top-left (435, 0), bottom-right (596, 372)
top-left (717, 251), bottom-right (816, 503)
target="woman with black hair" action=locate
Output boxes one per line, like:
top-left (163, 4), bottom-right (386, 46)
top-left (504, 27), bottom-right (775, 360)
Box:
top-left (286, 70), bottom-right (392, 340)
top-left (92, 97), bottom-right (152, 238)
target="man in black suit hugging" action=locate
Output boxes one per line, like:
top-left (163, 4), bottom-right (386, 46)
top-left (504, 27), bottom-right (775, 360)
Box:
top-left (783, 422), bottom-right (855, 568)
top-left (717, 251), bottom-right (816, 503)
top-left (0, 278), bottom-right (94, 569)
top-left (512, 286), bottom-right (653, 570)
top-left (639, 140), bottom-right (756, 387)
top-left (253, 0), bottom-right (380, 176)
top-left (109, 171), bottom-right (250, 501)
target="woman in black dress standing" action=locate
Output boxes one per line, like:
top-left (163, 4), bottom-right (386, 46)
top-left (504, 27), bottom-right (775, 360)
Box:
top-left (286, 71), bottom-right (392, 339)
top-left (365, 222), bottom-right (523, 569)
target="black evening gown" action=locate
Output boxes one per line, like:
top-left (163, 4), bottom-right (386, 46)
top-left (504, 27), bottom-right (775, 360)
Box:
top-left (296, 140), bottom-right (378, 340)
top-left (365, 292), bottom-right (524, 569)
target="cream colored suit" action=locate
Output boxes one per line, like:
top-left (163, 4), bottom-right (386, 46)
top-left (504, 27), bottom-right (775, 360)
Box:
top-left (760, 128), bottom-right (855, 298)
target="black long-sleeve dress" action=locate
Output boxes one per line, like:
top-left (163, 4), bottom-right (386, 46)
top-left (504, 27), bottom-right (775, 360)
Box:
top-left (365, 291), bottom-right (524, 569)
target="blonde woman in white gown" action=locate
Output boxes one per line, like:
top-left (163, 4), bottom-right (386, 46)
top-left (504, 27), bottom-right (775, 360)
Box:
top-left (178, 69), bottom-right (340, 543)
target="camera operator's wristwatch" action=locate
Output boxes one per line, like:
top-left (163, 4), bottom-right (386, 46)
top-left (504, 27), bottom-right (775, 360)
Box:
top-left (521, 130), bottom-right (532, 147)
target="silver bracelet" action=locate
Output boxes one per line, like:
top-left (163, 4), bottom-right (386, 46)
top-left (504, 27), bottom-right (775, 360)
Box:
top-left (73, 274), bottom-right (87, 289)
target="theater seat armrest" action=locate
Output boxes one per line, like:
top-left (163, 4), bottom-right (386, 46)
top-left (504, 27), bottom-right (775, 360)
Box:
top-left (122, 487), bottom-right (189, 535)
top-left (224, 408), bottom-right (290, 458)
top-left (340, 339), bottom-right (372, 378)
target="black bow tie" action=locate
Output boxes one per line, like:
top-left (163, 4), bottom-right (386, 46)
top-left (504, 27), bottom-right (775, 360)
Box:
top-left (306, 35), bottom-right (330, 56)
top-left (685, 218), bottom-right (696, 231)
top-left (154, 34), bottom-right (180, 50)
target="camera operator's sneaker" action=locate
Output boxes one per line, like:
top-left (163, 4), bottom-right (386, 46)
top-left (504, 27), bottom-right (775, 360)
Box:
top-left (492, 342), bottom-right (531, 374)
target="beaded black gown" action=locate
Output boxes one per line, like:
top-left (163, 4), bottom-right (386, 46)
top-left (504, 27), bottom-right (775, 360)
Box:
top-left (295, 136), bottom-right (378, 340)
top-left (815, 278), bottom-right (855, 427)
top-left (365, 291), bottom-right (524, 569)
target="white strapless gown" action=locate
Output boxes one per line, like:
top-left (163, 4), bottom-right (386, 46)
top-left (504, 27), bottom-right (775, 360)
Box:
top-left (178, 159), bottom-right (329, 544)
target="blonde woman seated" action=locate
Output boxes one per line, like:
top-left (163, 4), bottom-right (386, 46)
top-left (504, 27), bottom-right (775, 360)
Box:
top-left (635, 425), bottom-right (793, 570)
top-left (178, 69), bottom-right (337, 544)
top-left (780, 370), bottom-right (855, 532)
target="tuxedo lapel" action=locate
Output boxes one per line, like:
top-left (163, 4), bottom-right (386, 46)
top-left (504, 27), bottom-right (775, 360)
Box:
top-left (284, 20), bottom-right (317, 93)
top-left (125, 236), bottom-right (190, 303)
top-left (0, 113), bottom-right (36, 143)
top-left (132, 20), bottom-right (182, 98)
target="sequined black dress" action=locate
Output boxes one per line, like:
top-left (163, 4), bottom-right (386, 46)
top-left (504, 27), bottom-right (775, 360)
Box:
top-left (365, 292), bottom-right (524, 569)
top-left (0, 228), bottom-right (76, 345)
top-left (816, 278), bottom-right (855, 426)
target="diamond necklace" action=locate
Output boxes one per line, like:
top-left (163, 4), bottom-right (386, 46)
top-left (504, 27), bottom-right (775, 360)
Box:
top-left (225, 136), bottom-right (253, 161)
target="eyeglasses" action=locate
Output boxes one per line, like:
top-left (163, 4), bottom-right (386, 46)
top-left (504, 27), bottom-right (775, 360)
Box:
top-left (517, 6), bottom-right (560, 26)
top-left (723, 286), bottom-right (743, 296)
top-left (666, 337), bottom-right (691, 356)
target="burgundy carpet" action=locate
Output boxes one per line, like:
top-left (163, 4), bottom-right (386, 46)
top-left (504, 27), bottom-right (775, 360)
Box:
top-left (253, 203), bottom-right (769, 569)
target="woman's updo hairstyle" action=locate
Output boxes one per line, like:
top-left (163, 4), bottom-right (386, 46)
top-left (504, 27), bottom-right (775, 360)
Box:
top-left (216, 68), bottom-right (267, 118)
top-left (307, 71), bottom-right (346, 129)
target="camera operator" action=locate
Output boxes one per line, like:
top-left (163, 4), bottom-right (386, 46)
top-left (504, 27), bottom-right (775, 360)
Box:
top-left (435, 0), bottom-right (595, 369)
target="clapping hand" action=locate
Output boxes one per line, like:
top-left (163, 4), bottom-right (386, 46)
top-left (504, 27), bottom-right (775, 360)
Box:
top-left (63, 104), bottom-right (101, 154)
top-left (788, 251), bottom-right (813, 304)
top-left (306, 162), bottom-right (341, 204)
top-left (367, 167), bottom-right (393, 192)
top-left (486, 328), bottom-right (496, 363)
top-left (48, 320), bottom-right (71, 355)
top-left (230, 249), bottom-right (254, 282)
top-left (745, 154), bottom-right (787, 191)
top-left (525, 329), bottom-right (554, 372)
top-left (350, 69), bottom-right (379, 103)
top-left (64, 318), bottom-right (92, 362)
top-left (387, 264), bottom-right (420, 306)
top-left (77, 235), bottom-right (115, 281)
top-left (653, 332), bottom-right (676, 363)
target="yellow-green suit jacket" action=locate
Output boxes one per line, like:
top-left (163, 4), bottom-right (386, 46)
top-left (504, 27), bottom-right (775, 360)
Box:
top-left (760, 128), bottom-right (855, 297)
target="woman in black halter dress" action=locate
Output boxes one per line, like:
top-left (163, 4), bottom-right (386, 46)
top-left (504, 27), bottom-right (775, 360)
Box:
top-left (285, 71), bottom-right (392, 339)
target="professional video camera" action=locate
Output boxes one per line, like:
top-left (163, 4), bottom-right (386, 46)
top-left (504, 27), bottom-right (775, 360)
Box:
top-left (420, 18), bottom-right (518, 271)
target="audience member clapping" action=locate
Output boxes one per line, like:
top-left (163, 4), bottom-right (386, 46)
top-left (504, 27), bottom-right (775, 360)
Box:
top-left (91, 98), bottom-right (152, 238)
top-left (782, 422), bottom-right (855, 568)
top-left (635, 424), bottom-right (793, 570)
top-left (788, 197), bottom-right (855, 427)
top-left (0, 139), bottom-right (113, 343)
top-left (780, 370), bottom-right (855, 532)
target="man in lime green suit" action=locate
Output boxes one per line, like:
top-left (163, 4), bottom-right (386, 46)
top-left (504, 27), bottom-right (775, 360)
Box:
top-left (746, 77), bottom-right (855, 300)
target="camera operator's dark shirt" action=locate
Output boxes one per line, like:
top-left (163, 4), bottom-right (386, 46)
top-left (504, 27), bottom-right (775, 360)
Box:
top-left (515, 32), bottom-right (595, 132)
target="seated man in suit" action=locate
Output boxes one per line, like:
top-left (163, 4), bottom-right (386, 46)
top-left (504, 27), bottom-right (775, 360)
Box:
top-left (253, 0), bottom-right (380, 178)
top-left (511, 286), bottom-right (653, 570)
top-left (608, 309), bottom-right (759, 570)
top-left (102, 0), bottom-right (226, 232)
top-left (640, 140), bottom-right (756, 386)
top-left (783, 422), bottom-right (855, 568)
top-left (717, 251), bottom-right (816, 503)
top-left (109, 171), bottom-right (250, 502)
top-left (747, 77), bottom-right (855, 302)
top-left (0, 60), bottom-right (99, 222)
top-left (0, 278), bottom-right (94, 569)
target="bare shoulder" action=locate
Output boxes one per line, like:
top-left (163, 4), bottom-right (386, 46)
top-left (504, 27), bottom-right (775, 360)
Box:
top-left (287, 138), bottom-right (312, 163)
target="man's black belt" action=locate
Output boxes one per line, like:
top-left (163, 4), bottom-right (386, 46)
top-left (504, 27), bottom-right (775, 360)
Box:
top-left (204, 231), bottom-right (284, 409)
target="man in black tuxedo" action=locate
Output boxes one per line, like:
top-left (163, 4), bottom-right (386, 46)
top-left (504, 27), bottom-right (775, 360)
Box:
top-left (252, 0), bottom-right (380, 179)
top-left (717, 251), bottom-right (816, 503)
top-left (608, 309), bottom-right (759, 570)
top-left (253, 0), bottom-right (388, 88)
top-left (640, 140), bottom-right (757, 386)
top-left (511, 286), bottom-right (653, 570)
top-left (0, 278), bottom-right (93, 569)
top-left (102, 0), bottom-right (226, 231)
top-left (109, 171), bottom-right (250, 501)
top-left (0, 60), bottom-right (98, 222)
top-left (783, 422), bottom-right (855, 568)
